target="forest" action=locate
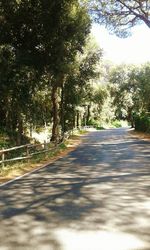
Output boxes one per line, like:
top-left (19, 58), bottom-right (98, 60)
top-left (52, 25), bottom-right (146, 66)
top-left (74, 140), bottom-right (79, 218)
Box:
top-left (0, 0), bottom-right (150, 147)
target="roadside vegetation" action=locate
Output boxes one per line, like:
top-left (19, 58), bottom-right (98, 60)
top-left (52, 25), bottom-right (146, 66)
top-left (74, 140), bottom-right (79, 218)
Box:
top-left (0, 129), bottom-right (87, 184)
top-left (0, 142), bottom-right (66, 184)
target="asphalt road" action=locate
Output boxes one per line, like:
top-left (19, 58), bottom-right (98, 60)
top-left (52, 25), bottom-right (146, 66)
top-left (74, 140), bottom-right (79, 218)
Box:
top-left (0, 128), bottom-right (150, 250)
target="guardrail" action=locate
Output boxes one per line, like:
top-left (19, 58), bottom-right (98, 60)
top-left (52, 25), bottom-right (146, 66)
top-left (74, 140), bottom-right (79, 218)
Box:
top-left (0, 131), bottom-right (71, 167)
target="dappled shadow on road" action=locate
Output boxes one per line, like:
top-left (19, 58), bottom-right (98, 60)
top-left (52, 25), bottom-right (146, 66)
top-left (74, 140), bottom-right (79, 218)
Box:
top-left (0, 128), bottom-right (150, 250)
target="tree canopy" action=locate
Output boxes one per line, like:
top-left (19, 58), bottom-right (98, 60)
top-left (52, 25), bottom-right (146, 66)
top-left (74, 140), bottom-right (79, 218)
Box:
top-left (89, 0), bottom-right (150, 37)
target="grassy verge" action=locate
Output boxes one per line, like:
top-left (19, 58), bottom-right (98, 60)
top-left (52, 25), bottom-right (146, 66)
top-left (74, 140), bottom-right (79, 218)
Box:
top-left (0, 130), bottom-right (86, 185)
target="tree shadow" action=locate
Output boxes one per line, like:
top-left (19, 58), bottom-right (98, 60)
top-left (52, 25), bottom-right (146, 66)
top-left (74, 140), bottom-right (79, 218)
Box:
top-left (0, 128), bottom-right (150, 249)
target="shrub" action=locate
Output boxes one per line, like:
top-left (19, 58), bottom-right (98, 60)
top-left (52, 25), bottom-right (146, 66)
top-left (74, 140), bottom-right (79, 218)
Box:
top-left (111, 120), bottom-right (128, 128)
top-left (134, 114), bottom-right (150, 133)
top-left (87, 119), bottom-right (100, 128)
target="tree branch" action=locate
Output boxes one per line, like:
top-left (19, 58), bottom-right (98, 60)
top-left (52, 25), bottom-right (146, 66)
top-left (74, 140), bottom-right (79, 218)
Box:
top-left (116, 0), bottom-right (150, 28)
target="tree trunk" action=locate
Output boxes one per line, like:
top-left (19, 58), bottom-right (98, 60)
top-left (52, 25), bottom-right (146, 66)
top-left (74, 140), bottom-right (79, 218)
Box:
top-left (87, 104), bottom-right (90, 125)
top-left (51, 84), bottom-right (60, 142)
top-left (127, 107), bottom-right (134, 128)
top-left (73, 109), bottom-right (76, 128)
top-left (16, 117), bottom-right (23, 145)
top-left (76, 111), bottom-right (80, 128)
top-left (60, 81), bottom-right (65, 135)
top-left (29, 123), bottom-right (33, 138)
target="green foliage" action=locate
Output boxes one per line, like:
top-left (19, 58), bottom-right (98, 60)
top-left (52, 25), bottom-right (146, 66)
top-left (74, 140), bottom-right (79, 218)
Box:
top-left (0, 129), bottom-right (12, 148)
top-left (96, 126), bottom-right (105, 130)
top-left (0, 127), bottom-right (30, 149)
top-left (87, 118), bottom-right (99, 127)
top-left (134, 114), bottom-right (150, 133)
top-left (61, 36), bottom-right (103, 131)
top-left (93, 86), bottom-right (108, 113)
top-left (108, 62), bottom-right (150, 131)
top-left (111, 120), bottom-right (128, 128)
top-left (109, 64), bottom-right (139, 121)
top-left (135, 63), bottom-right (150, 113)
top-left (111, 120), bottom-right (122, 128)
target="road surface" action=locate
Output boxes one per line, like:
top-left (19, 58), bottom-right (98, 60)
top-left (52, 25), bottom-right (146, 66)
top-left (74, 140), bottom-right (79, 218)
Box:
top-left (0, 128), bottom-right (150, 250)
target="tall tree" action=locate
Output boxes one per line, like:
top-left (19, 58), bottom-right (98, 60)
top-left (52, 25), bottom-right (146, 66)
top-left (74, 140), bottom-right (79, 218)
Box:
top-left (49, 1), bottom-right (91, 140)
top-left (108, 63), bottom-right (150, 125)
top-left (132, 63), bottom-right (150, 113)
top-left (108, 64), bottom-right (135, 121)
top-left (0, 0), bottom-right (91, 142)
top-left (61, 36), bottom-right (102, 130)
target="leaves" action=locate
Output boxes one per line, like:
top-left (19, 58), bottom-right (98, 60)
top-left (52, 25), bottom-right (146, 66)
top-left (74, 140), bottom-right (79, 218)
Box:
top-left (108, 63), bottom-right (150, 122)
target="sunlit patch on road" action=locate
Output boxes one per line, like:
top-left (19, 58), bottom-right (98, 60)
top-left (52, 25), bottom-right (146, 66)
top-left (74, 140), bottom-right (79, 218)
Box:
top-left (54, 229), bottom-right (146, 250)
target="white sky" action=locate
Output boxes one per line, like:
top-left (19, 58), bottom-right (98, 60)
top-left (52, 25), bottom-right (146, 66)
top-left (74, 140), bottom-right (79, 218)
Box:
top-left (91, 24), bottom-right (150, 64)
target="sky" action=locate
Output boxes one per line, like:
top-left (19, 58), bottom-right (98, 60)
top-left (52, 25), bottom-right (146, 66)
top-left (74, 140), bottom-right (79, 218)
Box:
top-left (91, 24), bottom-right (150, 65)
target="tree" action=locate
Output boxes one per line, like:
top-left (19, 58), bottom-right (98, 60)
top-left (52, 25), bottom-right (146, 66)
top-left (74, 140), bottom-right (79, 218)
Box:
top-left (89, 0), bottom-right (150, 37)
top-left (0, 44), bottom-right (41, 144)
top-left (107, 62), bottom-right (150, 127)
top-left (0, 0), bottom-right (91, 142)
top-left (0, 0), bottom-right (56, 143)
top-left (49, 1), bottom-right (91, 141)
top-left (60, 36), bottom-right (103, 131)
top-left (132, 63), bottom-right (150, 113)
top-left (108, 64), bottom-right (136, 121)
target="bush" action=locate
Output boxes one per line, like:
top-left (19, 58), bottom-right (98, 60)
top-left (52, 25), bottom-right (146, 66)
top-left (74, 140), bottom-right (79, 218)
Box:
top-left (87, 119), bottom-right (100, 128)
top-left (111, 120), bottom-right (128, 128)
top-left (96, 126), bottom-right (105, 130)
top-left (111, 120), bottom-right (122, 128)
top-left (134, 114), bottom-right (150, 133)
